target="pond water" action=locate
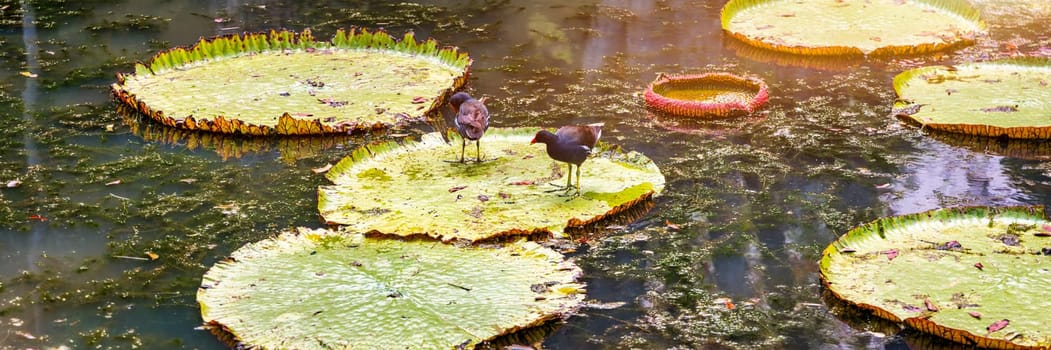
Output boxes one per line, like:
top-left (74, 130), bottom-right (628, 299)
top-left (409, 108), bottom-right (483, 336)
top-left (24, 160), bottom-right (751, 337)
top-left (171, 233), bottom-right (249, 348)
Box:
top-left (2, 0), bottom-right (1051, 349)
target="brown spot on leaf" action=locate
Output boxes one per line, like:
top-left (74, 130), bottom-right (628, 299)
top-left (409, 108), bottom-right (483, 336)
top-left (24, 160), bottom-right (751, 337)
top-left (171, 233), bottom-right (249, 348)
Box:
top-left (980, 105), bottom-right (1018, 113)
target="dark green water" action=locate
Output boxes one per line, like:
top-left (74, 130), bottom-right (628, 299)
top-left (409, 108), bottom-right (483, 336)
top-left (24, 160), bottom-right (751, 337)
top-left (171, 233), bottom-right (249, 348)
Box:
top-left (2, 0), bottom-right (1050, 348)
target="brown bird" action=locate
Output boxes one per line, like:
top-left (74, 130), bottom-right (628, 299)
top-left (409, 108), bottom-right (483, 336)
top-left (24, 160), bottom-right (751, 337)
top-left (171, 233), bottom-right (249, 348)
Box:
top-left (449, 92), bottom-right (489, 163)
top-left (530, 123), bottom-right (603, 195)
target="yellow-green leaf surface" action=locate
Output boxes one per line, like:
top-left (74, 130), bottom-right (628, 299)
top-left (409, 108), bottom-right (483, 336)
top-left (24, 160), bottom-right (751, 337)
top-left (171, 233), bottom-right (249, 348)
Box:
top-left (820, 206), bottom-right (1051, 349)
top-left (111, 29), bottom-right (471, 135)
top-left (893, 58), bottom-right (1051, 139)
top-left (721, 0), bottom-right (986, 56)
top-left (198, 227), bottom-right (585, 349)
top-left (318, 127), bottom-right (665, 242)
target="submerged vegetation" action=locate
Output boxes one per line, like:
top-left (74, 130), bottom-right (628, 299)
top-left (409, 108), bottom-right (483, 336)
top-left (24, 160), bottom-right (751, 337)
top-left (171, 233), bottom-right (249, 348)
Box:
top-left (1, 0), bottom-right (1051, 349)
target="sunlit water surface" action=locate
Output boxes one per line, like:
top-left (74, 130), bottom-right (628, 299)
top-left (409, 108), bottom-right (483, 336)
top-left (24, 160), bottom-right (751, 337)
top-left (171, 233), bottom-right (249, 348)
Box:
top-left (2, 0), bottom-right (1051, 349)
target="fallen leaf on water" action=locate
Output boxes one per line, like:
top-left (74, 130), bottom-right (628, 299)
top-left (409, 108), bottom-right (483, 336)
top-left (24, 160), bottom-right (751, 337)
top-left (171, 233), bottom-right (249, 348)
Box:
top-left (15, 330), bottom-right (36, 339)
top-left (839, 247), bottom-right (857, 253)
top-left (28, 214), bottom-right (47, 222)
top-left (498, 192), bottom-right (511, 199)
top-left (105, 124), bottom-right (115, 132)
top-left (312, 164), bottom-right (333, 173)
top-left (875, 183), bottom-right (891, 189)
top-left (411, 96), bottom-right (427, 104)
top-left (665, 221), bottom-right (681, 231)
top-left (903, 304), bottom-right (922, 312)
top-left (522, 155), bottom-right (534, 160)
top-left (6, 179), bottom-right (20, 188)
top-left (105, 179), bottom-right (122, 186)
top-left (179, 178), bottom-right (197, 184)
top-left (448, 185), bottom-right (467, 193)
top-left (968, 311), bottom-right (982, 319)
top-left (924, 298), bottom-right (939, 311)
top-left (885, 249), bottom-right (899, 261)
top-left (713, 297), bottom-right (735, 310)
top-left (292, 112), bottom-right (314, 117)
top-left (477, 194), bottom-right (489, 202)
top-left (945, 88), bottom-right (958, 96)
top-left (510, 180), bottom-right (534, 186)
top-left (1036, 224), bottom-right (1051, 236)
top-left (146, 252), bottom-right (160, 260)
top-left (869, 36), bottom-right (882, 42)
top-left (19, 71), bottom-right (37, 78)
top-left (974, 262), bottom-right (984, 270)
top-left (987, 319), bottom-right (1009, 333)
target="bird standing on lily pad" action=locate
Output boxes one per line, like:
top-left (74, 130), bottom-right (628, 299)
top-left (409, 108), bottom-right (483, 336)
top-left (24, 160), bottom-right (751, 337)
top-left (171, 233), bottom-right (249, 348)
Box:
top-left (449, 92), bottom-right (489, 163)
top-left (530, 123), bottom-right (603, 196)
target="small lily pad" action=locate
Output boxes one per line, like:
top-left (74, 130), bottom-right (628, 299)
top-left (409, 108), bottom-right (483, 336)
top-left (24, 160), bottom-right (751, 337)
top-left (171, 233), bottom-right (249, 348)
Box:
top-left (198, 227), bottom-right (585, 349)
top-left (722, 0), bottom-right (986, 56)
top-left (644, 73), bottom-right (769, 117)
top-left (892, 58), bottom-right (1051, 139)
top-left (820, 206), bottom-right (1051, 349)
top-left (318, 127), bottom-right (665, 242)
top-left (112, 28), bottom-right (471, 135)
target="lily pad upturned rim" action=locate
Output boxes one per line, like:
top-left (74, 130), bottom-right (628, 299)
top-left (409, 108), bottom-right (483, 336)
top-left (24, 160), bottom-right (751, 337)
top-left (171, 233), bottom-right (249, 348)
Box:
top-left (198, 227), bottom-right (586, 350)
top-left (820, 206), bottom-right (1051, 349)
top-left (720, 0), bottom-right (987, 57)
top-left (893, 57), bottom-right (1051, 140)
top-left (643, 73), bottom-right (769, 117)
top-left (111, 28), bottom-right (472, 136)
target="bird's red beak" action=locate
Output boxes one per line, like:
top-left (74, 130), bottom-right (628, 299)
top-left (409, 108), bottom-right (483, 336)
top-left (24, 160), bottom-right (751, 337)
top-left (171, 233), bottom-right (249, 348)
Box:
top-left (529, 136), bottom-right (537, 144)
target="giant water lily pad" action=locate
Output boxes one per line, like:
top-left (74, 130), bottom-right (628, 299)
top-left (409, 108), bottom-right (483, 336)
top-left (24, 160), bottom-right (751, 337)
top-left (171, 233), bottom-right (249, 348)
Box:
top-left (721, 0), bottom-right (986, 56)
top-left (112, 28), bottom-right (470, 135)
top-left (820, 206), bottom-right (1051, 349)
top-left (644, 73), bottom-right (769, 117)
top-left (198, 227), bottom-right (585, 349)
top-left (893, 58), bottom-right (1051, 139)
top-left (318, 127), bottom-right (665, 242)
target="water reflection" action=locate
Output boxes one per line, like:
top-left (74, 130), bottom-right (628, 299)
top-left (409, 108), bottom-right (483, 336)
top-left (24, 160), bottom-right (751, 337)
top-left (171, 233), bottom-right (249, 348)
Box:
top-left (887, 141), bottom-right (1027, 215)
top-left (1, 0), bottom-right (1050, 349)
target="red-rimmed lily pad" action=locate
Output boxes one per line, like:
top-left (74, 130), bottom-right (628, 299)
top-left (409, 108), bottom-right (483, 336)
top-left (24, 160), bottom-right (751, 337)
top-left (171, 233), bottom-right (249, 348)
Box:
top-left (317, 127), bottom-right (665, 242)
top-left (721, 0), bottom-right (987, 57)
top-left (111, 28), bottom-right (471, 135)
top-left (820, 206), bottom-right (1051, 349)
top-left (643, 73), bottom-right (769, 117)
top-left (892, 58), bottom-right (1051, 139)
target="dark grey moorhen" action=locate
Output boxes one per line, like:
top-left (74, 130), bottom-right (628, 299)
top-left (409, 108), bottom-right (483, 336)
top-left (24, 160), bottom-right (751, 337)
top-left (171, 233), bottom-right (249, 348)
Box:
top-left (449, 92), bottom-right (489, 163)
top-left (530, 123), bottom-right (603, 195)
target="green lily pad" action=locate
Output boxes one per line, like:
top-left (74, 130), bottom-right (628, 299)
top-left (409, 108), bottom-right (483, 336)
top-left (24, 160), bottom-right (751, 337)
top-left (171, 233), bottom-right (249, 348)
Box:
top-left (893, 58), bottom-right (1051, 139)
top-left (820, 206), bottom-right (1051, 349)
top-left (721, 0), bottom-right (986, 56)
top-left (318, 127), bottom-right (665, 242)
top-left (198, 227), bottom-right (585, 349)
top-left (111, 28), bottom-right (471, 135)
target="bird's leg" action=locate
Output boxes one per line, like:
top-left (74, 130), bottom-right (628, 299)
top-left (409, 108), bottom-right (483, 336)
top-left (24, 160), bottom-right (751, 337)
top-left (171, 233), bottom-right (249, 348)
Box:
top-left (475, 139), bottom-right (482, 162)
top-left (545, 164), bottom-right (573, 192)
top-left (574, 165), bottom-right (582, 196)
top-left (566, 164), bottom-right (574, 189)
top-left (460, 138), bottom-right (466, 163)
